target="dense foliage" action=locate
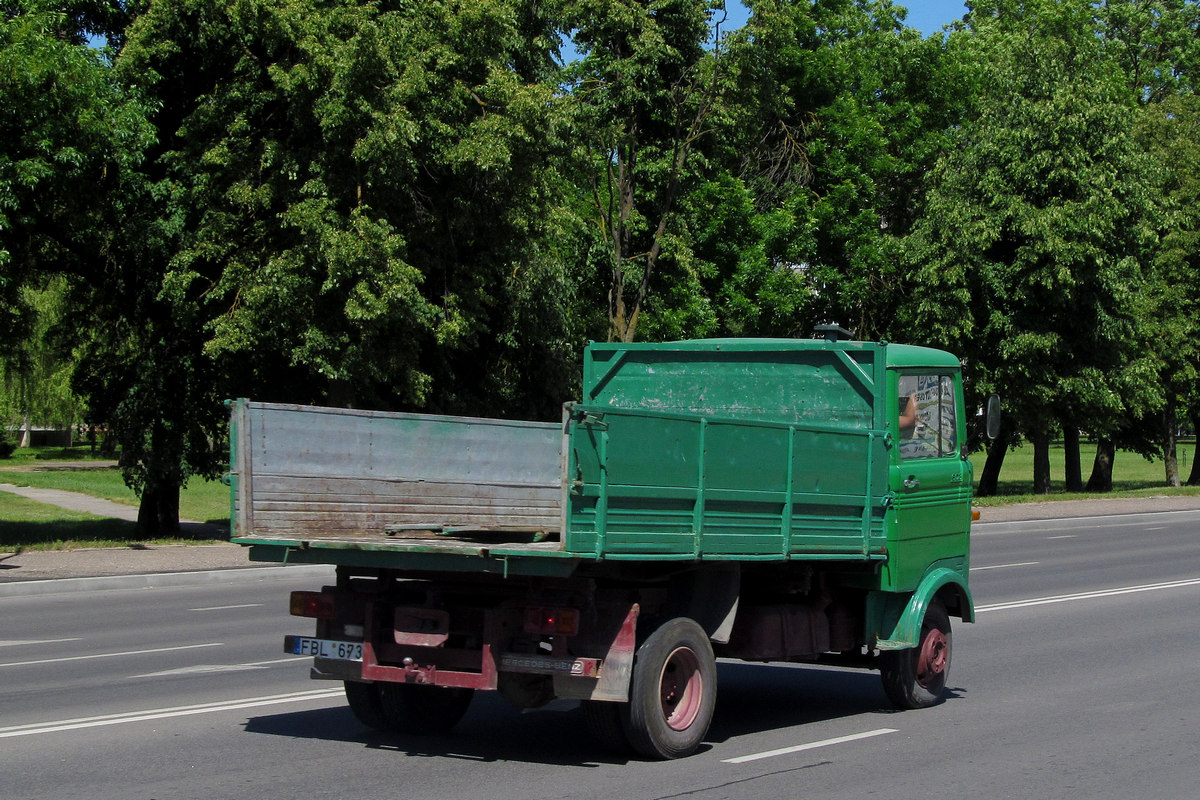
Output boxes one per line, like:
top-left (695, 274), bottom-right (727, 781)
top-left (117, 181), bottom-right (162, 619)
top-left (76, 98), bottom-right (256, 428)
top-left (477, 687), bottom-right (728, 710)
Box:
top-left (2, 0), bottom-right (1199, 525)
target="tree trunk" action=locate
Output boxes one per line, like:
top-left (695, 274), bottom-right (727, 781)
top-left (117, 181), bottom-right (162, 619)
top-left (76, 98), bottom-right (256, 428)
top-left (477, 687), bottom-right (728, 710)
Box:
top-left (1163, 403), bottom-right (1181, 487)
top-left (1086, 438), bottom-right (1115, 492)
top-left (976, 432), bottom-right (1008, 497)
top-left (1032, 430), bottom-right (1052, 494)
top-left (99, 427), bottom-right (118, 458)
top-left (1063, 425), bottom-right (1083, 492)
top-left (1189, 409), bottom-right (1200, 487)
top-left (157, 485), bottom-right (181, 534)
top-left (138, 487), bottom-right (161, 535)
top-left (137, 485), bottom-right (181, 536)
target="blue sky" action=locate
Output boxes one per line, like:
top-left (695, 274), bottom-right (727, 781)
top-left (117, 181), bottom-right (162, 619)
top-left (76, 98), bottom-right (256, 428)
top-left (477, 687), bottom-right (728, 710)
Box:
top-left (892, 0), bottom-right (970, 35)
top-left (722, 1), bottom-right (970, 36)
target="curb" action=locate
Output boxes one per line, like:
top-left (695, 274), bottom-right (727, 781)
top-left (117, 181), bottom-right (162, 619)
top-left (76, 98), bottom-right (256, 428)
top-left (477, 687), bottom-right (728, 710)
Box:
top-left (972, 496), bottom-right (1200, 523)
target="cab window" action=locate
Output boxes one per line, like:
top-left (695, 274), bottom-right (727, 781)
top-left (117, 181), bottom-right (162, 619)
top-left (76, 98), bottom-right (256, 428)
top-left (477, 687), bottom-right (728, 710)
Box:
top-left (898, 375), bottom-right (957, 459)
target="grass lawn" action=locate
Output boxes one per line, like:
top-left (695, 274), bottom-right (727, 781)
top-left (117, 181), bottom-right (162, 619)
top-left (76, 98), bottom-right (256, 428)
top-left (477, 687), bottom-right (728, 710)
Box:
top-left (0, 445), bottom-right (116, 467)
top-left (0, 494), bottom-right (224, 550)
top-left (968, 438), bottom-right (1200, 504)
top-left (0, 494), bottom-right (149, 551)
top-left (0, 467), bottom-right (231, 524)
top-left (1, 449), bottom-right (230, 550)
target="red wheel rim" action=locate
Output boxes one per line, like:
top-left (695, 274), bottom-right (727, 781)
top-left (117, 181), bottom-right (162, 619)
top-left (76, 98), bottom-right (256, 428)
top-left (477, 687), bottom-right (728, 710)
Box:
top-left (916, 628), bottom-right (948, 687)
top-left (660, 646), bottom-right (704, 731)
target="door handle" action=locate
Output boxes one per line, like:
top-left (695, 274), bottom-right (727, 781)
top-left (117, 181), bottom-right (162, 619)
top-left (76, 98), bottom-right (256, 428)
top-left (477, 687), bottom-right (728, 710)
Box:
top-left (903, 476), bottom-right (921, 490)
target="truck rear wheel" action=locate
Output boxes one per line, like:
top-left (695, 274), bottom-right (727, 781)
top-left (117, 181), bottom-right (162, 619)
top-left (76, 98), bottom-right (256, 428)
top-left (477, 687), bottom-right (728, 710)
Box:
top-left (622, 617), bottom-right (716, 759)
top-left (880, 600), bottom-right (952, 710)
top-left (378, 683), bottom-right (474, 735)
top-left (344, 681), bottom-right (388, 730)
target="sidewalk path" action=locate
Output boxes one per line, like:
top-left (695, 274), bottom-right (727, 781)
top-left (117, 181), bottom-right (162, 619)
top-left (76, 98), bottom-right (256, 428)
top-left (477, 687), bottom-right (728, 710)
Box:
top-left (0, 543), bottom-right (256, 584)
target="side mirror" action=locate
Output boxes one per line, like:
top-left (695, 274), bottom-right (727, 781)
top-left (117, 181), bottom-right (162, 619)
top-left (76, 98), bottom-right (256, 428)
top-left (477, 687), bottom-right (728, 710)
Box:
top-left (985, 394), bottom-right (1002, 440)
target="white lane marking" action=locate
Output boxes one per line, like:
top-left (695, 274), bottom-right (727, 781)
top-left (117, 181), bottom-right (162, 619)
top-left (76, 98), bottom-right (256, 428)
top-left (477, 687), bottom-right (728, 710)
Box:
top-left (245, 657), bottom-right (308, 666)
top-left (0, 638), bottom-right (84, 648)
top-left (722, 728), bottom-right (898, 764)
top-left (133, 664), bottom-right (267, 678)
top-left (974, 509), bottom-right (1200, 531)
top-left (970, 561), bottom-right (1039, 572)
top-left (131, 656), bottom-right (308, 678)
top-left (1046, 535), bottom-right (1077, 540)
top-left (978, 577), bottom-right (1200, 613)
top-left (189, 604), bottom-right (263, 612)
top-left (0, 689), bottom-right (345, 739)
top-left (0, 642), bottom-right (223, 669)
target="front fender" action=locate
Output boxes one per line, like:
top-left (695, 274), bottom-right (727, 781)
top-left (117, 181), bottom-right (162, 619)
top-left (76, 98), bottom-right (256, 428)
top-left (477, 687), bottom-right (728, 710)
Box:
top-left (875, 567), bottom-right (974, 650)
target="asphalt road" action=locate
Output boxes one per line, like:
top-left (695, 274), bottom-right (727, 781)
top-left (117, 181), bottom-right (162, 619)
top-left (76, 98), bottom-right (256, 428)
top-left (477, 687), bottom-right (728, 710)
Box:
top-left (3, 509), bottom-right (1200, 800)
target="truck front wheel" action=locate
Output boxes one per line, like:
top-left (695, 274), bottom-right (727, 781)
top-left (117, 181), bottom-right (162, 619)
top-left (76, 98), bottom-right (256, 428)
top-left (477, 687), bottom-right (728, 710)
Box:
top-left (622, 617), bottom-right (717, 759)
top-left (879, 600), bottom-right (952, 709)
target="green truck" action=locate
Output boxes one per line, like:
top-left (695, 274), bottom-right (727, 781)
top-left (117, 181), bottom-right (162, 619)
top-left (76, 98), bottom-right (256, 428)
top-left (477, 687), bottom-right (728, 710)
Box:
top-left (229, 336), bottom-right (982, 759)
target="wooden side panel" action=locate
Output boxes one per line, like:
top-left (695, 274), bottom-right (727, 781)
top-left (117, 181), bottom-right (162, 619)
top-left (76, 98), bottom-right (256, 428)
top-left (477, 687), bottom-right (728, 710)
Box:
top-left (230, 401), bottom-right (564, 545)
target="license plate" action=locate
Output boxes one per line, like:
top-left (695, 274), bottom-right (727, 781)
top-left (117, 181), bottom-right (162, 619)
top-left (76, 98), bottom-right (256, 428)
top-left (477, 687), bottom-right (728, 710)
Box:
top-left (286, 636), bottom-right (363, 661)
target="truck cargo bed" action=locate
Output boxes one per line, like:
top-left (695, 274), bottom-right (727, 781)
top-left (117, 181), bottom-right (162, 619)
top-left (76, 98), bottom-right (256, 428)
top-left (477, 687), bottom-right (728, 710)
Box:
top-left (229, 401), bottom-right (567, 547)
top-left (230, 398), bottom-right (890, 570)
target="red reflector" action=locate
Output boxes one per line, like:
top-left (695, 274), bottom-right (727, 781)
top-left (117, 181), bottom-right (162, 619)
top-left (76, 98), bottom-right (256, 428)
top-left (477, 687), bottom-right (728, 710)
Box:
top-left (290, 591), bottom-right (335, 619)
top-left (523, 606), bottom-right (580, 636)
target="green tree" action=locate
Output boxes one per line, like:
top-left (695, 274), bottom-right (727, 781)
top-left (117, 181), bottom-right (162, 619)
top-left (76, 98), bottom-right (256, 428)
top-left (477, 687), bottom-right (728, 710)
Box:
top-left (1097, 1), bottom-right (1200, 486)
top-left (99, 0), bottom-right (579, 530)
top-left (1, 2), bottom-right (151, 338)
top-left (707, 0), bottom-right (964, 340)
top-left (907, 0), bottom-right (1159, 494)
top-left (1137, 96), bottom-right (1200, 486)
top-left (0, 280), bottom-right (88, 444)
top-left (5, 0), bottom-right (582, 531)
top-left (1097, 0), bottom-right (1200, 103)
top-left (562, 0), bottom-right (722, 343)
top-left (1, 2), bottom-right (155, 461)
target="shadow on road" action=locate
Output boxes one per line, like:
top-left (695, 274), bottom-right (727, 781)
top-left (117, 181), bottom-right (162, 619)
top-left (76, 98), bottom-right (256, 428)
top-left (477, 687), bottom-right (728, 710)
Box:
top-left (244, 695), bottom-right (619, 767)
top-left (242, 660), bottom-right (932, 766)
top-left (708, 662), bottom-right (895, 742)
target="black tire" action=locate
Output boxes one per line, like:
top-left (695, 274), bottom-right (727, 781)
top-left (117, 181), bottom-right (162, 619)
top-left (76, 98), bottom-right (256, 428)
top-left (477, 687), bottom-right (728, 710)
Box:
top-left (880, 600), bottom-right (952, 710)
top-left (344, 681), bottom-right (389, 730)
top-left (621, 617), bottom-right (717, 760)
top-left (582, 700), bottom-right (633, 755)
top-left (378, 683), bottom-right (474, 735)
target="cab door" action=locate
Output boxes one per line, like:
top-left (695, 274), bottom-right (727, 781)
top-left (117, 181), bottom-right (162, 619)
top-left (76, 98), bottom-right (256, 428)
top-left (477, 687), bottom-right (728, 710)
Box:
top-left (887, 372), bottom-right (972, 590)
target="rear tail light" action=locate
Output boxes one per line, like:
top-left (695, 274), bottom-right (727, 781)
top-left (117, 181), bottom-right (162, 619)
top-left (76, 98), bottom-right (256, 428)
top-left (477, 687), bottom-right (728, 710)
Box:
top-left (290, 591), bottom-right (335, 619)
top-left (523, 606), bottom-right (580, 636)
